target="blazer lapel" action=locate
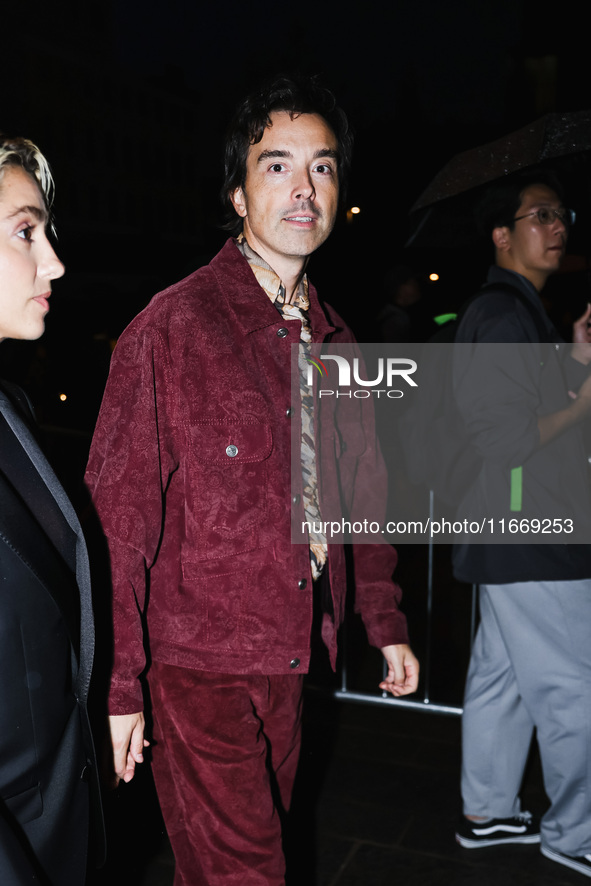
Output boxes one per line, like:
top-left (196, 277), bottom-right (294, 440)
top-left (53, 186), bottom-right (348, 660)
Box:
top-left (0, 388), bottom-right (95, 701)
top-left (0, 470), bottom-right (81, 655)
top-left (0, 389), bottom-right (81, 538)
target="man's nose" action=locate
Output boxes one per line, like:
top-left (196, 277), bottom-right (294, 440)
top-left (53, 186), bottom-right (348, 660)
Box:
top-left (292, 169), bottom-right (315, 201)
top-left (553, 212), bottom-right (567, 236)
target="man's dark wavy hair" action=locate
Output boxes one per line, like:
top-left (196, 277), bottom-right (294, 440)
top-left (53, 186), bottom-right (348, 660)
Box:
top-left (221, 74), bottom-right (353, 235)
top-left (475, 167), bottom-right (565, 239)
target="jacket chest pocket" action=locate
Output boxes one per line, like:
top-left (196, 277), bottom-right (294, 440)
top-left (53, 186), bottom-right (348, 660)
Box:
top-left (187, 422), bottom-right (273, 539)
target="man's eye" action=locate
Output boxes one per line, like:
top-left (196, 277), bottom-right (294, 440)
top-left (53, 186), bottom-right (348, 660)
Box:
top-left (315, 164), bottom-right (333, 174)
top-left (17, 225), bottom-right (34, 242)
top-left (537, 208), bottom-right (553, 223)
top-left (270, 163), bottom-right (285, 173)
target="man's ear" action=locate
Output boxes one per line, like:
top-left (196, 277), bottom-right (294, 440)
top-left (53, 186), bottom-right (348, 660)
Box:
top-left (492, 225), bottom-right (511, 253)
top-left (231, 187), bottom-right (247, 219)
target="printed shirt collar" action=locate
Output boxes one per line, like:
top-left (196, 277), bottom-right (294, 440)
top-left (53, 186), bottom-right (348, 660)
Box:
top-left (236, 233), bottom-right (310, 311)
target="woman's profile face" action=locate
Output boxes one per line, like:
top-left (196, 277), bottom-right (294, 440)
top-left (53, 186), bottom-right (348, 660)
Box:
top-left (0, 166), bottom-right (64, 343)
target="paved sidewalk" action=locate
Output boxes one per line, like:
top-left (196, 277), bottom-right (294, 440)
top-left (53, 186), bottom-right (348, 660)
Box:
top-left (90, 691), bottom-right (587, 885)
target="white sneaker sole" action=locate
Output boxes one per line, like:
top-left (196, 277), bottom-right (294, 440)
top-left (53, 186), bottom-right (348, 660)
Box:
top-left (456, 833), bottom-right (541, 849)
top-left (542, 846), bottom-right (591, 877)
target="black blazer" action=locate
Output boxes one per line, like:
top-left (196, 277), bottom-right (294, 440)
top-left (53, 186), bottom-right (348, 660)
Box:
top-left (0, 381), bottom-right (102, 885)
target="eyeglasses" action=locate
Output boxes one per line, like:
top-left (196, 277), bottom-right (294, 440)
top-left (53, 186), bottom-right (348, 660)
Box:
top-left (513, 207), bottom-right (576, 227)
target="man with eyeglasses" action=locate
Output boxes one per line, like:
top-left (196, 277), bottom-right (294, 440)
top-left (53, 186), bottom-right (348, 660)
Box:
top-left (452, 170), bottom-right (591, 879)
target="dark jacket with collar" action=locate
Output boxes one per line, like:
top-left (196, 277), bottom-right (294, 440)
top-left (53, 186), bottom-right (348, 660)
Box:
top-left (86, 238), bottom-right (409, 715)
top-left (452, 265), bottom-right (591, 584)
top-left (0, 381), bottom-right (102, 885)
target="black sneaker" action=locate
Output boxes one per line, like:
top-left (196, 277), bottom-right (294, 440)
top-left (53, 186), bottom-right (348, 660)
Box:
top-left (455, 812), bottom-right (540, 848)
top-left (542, 846), bottom-right (591, 877)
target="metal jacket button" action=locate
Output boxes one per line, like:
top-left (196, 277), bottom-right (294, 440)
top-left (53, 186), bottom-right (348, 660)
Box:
top-left (226, 444), bottom-right (238, 457)
top-left (285, 406), bottom-right (293, 417)
top-left (292, 494), bottom-right (301, 505)
top-left (290, 658), bottom-right (300, 669)
top-left (277, 327), bottom-right (289, 337)
top-left (298, 578), bottom-right (307, 590)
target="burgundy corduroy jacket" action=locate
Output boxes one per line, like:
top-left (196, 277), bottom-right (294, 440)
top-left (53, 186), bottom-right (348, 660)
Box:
top-left (86, 240), bottom-right (409, 714)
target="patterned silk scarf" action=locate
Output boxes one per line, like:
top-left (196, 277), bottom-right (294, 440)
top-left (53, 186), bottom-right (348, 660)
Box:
top-left (236, 235), bottom-right (327, 579)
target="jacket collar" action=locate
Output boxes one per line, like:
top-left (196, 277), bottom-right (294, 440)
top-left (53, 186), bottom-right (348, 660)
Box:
top-left (210, 239), bottom-right (336, 342)
top-left (488, 265), bottom-right (544, 314)
top-left (488, 264), bottom-right (558, 340)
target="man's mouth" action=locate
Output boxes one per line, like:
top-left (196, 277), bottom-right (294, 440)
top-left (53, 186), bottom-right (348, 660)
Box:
top-left (283, 213), bottom-right (321, 229)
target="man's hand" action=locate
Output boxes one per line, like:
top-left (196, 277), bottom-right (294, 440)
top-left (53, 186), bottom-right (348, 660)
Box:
top-left (539, 370), bottom-right (591, 446)
top-left (108, 712), bottom-right (149, 785)
top-left (571, 303), bottom-right (591, 364)
top-left (379, 644), bottom-right (419, 697)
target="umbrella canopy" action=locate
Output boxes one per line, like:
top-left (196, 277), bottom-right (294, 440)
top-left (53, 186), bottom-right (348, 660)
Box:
top-left (408, 110), bottom-right (591, 248)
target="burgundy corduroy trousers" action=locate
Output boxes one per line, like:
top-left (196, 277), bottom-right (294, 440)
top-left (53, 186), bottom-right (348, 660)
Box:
top-left (150, 661), bottom-right (304, 885)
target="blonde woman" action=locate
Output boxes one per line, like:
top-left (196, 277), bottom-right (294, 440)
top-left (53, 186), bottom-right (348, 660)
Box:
top-left (0, 136), bottom-right (101, 885)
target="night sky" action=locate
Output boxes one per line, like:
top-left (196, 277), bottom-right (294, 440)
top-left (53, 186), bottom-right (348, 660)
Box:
top-left (2, 0), bottom-right (589, 432)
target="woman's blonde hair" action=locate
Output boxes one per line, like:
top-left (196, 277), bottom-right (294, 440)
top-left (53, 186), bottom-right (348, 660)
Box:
top-left (0, 135), bottom-right (54, 210)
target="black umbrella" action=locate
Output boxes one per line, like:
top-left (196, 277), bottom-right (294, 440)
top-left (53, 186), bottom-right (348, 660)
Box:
top-left (407, 110), bottom-right (591, 248)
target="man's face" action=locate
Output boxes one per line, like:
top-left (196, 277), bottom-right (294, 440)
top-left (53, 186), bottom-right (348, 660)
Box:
top-left (495, 184), bottom-right (567, 286)
top-left (0, 166), bottom-right (64, 343)
top-left (231, 111), bottom-right (339, 278)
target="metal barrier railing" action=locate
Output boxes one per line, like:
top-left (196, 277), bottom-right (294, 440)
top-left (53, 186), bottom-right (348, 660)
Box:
top-left (313, 494), bottom-right (479, 717)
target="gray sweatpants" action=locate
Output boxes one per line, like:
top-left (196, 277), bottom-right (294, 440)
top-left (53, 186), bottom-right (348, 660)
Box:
top-left (462, 580), bottom-right (591, 856)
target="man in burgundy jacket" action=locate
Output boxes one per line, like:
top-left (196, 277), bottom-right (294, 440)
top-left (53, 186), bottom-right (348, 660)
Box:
top-left (86, 76), bottom-right (418, 886)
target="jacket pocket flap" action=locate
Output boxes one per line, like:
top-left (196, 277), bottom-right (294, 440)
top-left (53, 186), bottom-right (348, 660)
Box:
top-left (3, 782), bottom-right (43, 823)
top-left (189, 422), bottom-right (272, 464)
